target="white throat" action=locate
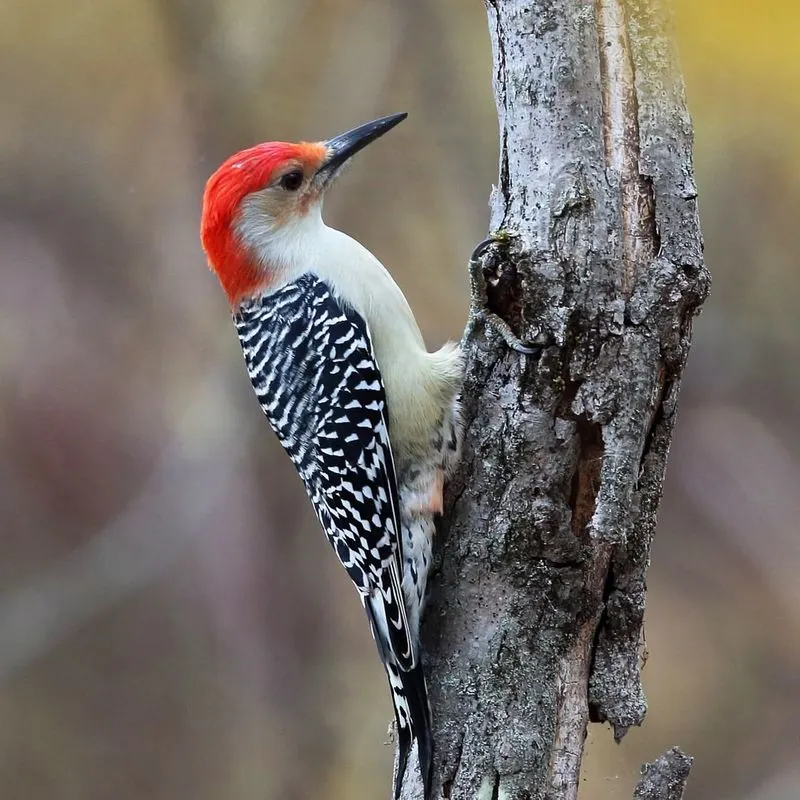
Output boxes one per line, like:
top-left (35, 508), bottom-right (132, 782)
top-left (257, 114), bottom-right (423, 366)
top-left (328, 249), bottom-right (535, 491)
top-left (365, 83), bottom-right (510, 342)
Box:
top-left (235, 198), bottom-right (329, 288)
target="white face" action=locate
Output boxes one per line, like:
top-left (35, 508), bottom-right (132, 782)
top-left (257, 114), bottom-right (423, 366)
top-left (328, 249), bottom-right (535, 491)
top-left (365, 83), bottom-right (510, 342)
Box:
top-left (236, 156), bottom-right (326, 227)
top-left (234, 187), bottom-right (328, 280)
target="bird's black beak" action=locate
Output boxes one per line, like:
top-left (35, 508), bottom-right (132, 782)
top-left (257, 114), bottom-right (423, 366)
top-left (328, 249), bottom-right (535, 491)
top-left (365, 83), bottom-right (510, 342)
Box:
top-left (316, 113), bottom-right (407, 182)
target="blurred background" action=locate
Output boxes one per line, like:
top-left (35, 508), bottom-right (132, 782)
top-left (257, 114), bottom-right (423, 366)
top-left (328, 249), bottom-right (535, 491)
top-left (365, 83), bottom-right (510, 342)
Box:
top-left (1, 0), bottom-right (798, 798)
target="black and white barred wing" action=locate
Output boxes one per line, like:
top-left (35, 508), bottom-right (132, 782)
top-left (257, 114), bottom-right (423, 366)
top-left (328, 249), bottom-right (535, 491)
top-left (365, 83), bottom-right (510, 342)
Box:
top-left (234, 274), bottom-right (415, 670)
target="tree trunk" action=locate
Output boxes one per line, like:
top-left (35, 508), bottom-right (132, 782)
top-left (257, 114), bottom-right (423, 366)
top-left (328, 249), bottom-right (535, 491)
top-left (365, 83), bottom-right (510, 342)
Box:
top-left (398, 1), bottom-right (709, 798)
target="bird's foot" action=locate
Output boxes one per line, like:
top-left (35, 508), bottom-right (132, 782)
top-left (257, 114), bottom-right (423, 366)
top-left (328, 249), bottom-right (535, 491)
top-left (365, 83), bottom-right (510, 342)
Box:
top-left (468, 235), bottom-right (546, 355)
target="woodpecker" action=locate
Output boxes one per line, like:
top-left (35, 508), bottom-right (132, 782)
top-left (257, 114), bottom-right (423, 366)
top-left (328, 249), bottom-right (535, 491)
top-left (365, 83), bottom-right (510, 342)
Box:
top-left (200, 113), bottom-right (462, 799)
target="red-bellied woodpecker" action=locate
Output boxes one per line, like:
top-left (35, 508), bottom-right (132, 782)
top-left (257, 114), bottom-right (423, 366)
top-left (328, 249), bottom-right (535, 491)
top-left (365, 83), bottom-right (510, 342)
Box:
top-left (200, 113), bottom-right (462, 799)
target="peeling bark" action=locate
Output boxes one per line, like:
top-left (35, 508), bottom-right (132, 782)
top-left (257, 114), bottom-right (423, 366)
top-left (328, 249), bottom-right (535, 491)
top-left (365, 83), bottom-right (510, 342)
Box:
top-left (633, 748), bottom-right (693, 800)
top-left (397, 1), bottom-right (708, 798)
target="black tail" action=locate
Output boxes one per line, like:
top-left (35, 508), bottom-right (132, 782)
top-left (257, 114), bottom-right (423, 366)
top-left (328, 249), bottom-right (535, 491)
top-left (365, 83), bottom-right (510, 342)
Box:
top-left (392, 659), bottom-right (432, 800)
top-left (363, 599), bottom-right (433, 800)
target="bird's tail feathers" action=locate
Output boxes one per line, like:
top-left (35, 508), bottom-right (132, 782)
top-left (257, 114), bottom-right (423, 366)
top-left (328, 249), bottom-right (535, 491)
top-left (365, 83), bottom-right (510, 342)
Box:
top-left (364, 594), bottom-right (433, 800)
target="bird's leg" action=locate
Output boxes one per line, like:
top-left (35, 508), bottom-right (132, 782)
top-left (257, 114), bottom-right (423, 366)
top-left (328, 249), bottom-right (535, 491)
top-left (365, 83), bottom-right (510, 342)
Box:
top-left (467, 235), bottom-right (545, 355)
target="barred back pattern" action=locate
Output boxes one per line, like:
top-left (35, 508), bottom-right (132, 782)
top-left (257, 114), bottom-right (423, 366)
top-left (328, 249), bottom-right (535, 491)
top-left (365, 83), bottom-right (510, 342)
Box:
top-left (238, 280), bottom-right (392, 582)
top-left (233, 272), bottom-right (447, 799)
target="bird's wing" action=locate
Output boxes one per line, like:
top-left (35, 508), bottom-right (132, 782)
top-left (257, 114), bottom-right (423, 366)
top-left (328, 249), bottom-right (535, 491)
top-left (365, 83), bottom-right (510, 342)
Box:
top-left (234, 273), bottom-right (414, 671)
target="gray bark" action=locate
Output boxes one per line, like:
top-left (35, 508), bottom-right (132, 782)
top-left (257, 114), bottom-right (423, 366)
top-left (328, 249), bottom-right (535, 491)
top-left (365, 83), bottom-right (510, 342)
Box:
top-left (633, 749), bottom-right (694, 800)
top-left (398, 0), bottom-right (709, 798)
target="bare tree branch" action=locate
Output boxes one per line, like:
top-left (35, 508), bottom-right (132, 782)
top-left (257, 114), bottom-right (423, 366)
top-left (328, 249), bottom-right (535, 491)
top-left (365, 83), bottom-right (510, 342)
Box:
top-left (398, 0), bottom-right (709, 797)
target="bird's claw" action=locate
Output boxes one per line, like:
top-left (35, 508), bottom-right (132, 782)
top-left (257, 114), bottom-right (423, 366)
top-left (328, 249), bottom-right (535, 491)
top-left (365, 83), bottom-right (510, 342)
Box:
top-left (468, 235), bottom-right (499, 266)
top-left (502, 332), bottom-right (542, 356)
top-left (468, 234), bottom-right (545, 356)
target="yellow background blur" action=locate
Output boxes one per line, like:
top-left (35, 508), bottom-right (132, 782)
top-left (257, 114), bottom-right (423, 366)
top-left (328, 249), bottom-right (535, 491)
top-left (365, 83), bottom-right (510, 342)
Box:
top-left (1, 1), bottom-right (798, 798)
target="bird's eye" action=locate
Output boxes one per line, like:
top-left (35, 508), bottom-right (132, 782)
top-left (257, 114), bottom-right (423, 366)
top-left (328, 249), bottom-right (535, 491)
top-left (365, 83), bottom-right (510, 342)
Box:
top-left (279, 170), bottom-right (304, 191)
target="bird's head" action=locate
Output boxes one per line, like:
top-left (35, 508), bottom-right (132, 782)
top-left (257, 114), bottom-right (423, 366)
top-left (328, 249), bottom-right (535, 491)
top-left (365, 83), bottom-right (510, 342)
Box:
top-left (200, 112), bottom-right (407, 306)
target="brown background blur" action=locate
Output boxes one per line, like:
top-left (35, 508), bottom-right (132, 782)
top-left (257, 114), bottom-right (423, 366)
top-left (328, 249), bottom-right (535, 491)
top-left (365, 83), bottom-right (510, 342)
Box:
top-left (1, 1), bottom-right (798, 798)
